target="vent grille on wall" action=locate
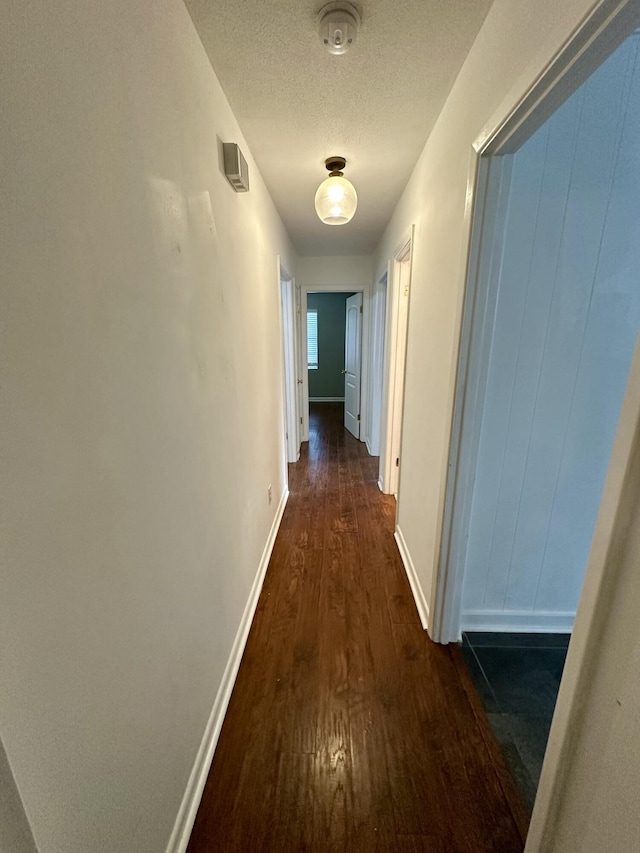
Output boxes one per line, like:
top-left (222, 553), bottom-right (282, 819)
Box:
top-left (223, 142), bottom-right (250, 192)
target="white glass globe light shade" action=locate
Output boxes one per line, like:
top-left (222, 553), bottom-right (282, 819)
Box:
top-left (314, 175), bottom-right (358, 225)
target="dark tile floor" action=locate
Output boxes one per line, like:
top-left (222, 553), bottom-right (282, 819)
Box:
top-left (460, 632), bottom-right (570, 814)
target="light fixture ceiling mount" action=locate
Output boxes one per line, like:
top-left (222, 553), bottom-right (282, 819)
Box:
top-left (314, 156), bottom-right (358, 226)
top-left (325, 156), bottom-right (347, 175)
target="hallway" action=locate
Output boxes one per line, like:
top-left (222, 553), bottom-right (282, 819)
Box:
top-left (187, 404), bottom-right (527, 852)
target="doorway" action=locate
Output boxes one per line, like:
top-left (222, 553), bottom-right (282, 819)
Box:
top-left (300, 285), bottom-right (369, 445)
top-left (439, 27), bottom-right (640, 639)
top-left (379, 233), bottom-right (413, 496)
top-left (306, 292), bottom-right (356, 399)
top-left (366, 268), bottom-right (388, 459)
top-left (437, 18), bottom-right (640, 826)
top-left (279, 262), bottom-right (300, 466)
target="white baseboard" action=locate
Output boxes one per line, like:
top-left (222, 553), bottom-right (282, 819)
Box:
top-left (165, 486), bottom-right (289, 853)
top-left (394, 525), bottom-right (430, 631)
top-left (461, 609), bottom-right (575, 633)
top-left (309, 396), bottom-right (344, 402)
top-left (377, 477), bottom-right (384, 492)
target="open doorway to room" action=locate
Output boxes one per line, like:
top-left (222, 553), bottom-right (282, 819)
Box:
top-left (301, 285), bottom-right (369, 445)
top-left (306, 291), bottom-right (357, 421)
top-left (366, 268), bottom-right (388, 461)
top-left (378, 233), bottom-right (413, 497)
top-left (437, 23), bottom-right (640, 818)
top-left (279, 262), bottom-right (301, 467)
top-left (278, 257), bottom-right (303, 472)
top-left (298, 253), bottom-right (413, 474)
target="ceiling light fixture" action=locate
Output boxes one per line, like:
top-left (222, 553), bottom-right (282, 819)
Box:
top-left (317, 2), bottom-right (361, 55)
top-left (314, 157), bottom-right (358, 226)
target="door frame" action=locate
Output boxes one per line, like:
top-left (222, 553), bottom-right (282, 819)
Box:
top-left (431, 155), bottom-right (514, 643)
top-left (278, 258), bottom-right (300, 468)
top-left (300, 282), bottom-right (371, 443)
top-left (428, 0), bottom-right (640, 845)
top-left (379, 228), bottom-right (414, 495)
top-left (433, 0), bottom-right (640, 646)
top-left (365, 266), bottom-right (389, 458)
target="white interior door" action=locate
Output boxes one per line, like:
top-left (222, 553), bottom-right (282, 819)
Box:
top-left (344, 292), bottom-right (362, 438)
top-left (367, 271), bottom-right (388, 457)
top-left (379, 240), bottom-right (412, 495)
top-left (389, 260), bottom-right (410, 495)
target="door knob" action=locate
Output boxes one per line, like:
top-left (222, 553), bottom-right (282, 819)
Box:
top-left (342, 368), bottom-right (347, 374)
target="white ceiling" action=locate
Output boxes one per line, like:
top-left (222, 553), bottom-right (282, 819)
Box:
top-left (184, 0), bottom-right (494, 256)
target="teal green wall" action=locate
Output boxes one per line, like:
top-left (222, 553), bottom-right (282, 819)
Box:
top-left (307, 292), bottom-right (355, 398)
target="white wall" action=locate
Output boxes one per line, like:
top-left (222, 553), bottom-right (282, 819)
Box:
top-left (0, 1), bottom-right (295, 851)
top-left (0, 739), bottom-right (36, 853)
top-left (461, 34), bottom-right (640, 632)
top-left (371, 0), bottom-right (639, 629)
top-left (297, 255), bottom-right (373, 290)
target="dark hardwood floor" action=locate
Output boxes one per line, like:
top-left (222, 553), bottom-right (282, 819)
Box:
top-left (187, 403), bottom-right (527, 853)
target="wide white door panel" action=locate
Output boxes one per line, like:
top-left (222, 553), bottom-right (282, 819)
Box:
top-left (344, 292), bottom-right (362, 438)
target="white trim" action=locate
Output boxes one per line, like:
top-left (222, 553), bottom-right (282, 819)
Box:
top-left (432, 156), bottom-right (514, 644)
top-left (393, 232), bottom-right (413, 264)
top-left (377, 478), bottom-right (384, 492)
top-left (365, 438), bottom-right (373, 456)
top-left (461, 610), bottom-right (575, 635)
top-left (394, 525), bottom-right (430, 631)
top-left (477, 0), bottom-right (640, 157)
top-left (309, 396), bottom-right (344, 402)
top-left (165, 487), bottom-right (289, 853)
top-left (278, 259), bottom-right (299, 467)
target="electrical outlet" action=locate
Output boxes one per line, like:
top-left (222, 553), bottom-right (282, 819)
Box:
top-left (268, 484), bottom-right (272, 504)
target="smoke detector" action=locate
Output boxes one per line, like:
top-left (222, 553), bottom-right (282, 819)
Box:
top-left (317, 2), bottom-right (361, 55)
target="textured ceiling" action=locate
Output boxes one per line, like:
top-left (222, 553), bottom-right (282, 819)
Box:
top-left (185, 0), bottom-right (494, 256)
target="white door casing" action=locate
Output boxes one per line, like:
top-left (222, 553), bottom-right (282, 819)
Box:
top-left (344, 292), bottom-right (363, 438)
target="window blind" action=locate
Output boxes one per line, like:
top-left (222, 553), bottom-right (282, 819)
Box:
top-left (307, 310), bottom-right (318, 369)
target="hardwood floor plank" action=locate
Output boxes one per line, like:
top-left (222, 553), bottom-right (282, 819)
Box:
top-left (187, 403), bottom-right (525, 853)
top-left (389, 621), bottom-right (523, 851)
top-left (450, 644), bottom-right (530, 845)
top-left (268, 752), bottom-right (315, 852)
top-left (395, 835), bottom-right (457, 853)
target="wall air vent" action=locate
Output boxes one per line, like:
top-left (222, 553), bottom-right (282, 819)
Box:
top-left (223, 142), bottom-right (250, 192)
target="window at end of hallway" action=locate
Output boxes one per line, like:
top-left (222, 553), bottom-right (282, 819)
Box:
top-left (307, 310), bottom-right (318, 370)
